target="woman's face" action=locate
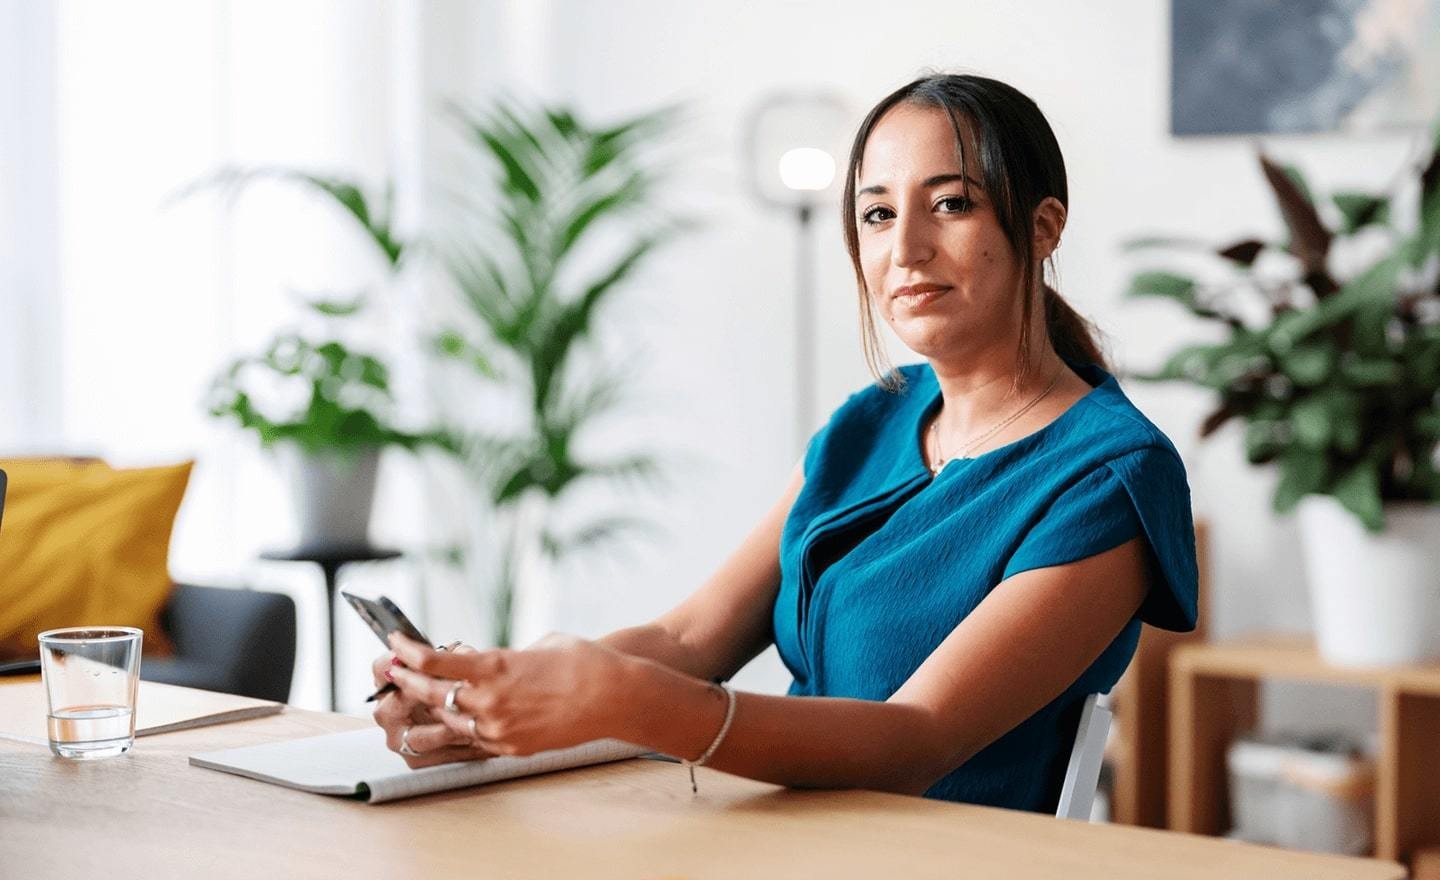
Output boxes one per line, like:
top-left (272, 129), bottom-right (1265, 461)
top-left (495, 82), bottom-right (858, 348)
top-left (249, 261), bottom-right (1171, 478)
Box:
top-left (855, 103), bottom-right (1025, 364)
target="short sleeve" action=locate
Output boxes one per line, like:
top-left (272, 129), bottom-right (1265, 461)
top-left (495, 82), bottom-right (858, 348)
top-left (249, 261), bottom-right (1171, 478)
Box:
top-left (802, 418), bottom-right (830, 479)
top-left (1002, 447), bottom-right (1199, 632)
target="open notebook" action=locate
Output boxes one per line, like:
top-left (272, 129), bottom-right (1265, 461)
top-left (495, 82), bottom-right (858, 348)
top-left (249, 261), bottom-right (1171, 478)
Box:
top-left (190, 727), bottom-right (650, 803)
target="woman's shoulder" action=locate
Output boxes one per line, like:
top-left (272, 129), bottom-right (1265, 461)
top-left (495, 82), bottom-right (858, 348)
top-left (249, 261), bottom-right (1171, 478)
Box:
top-left (802, 365), bottom-right (935, 482)
top-left (1055, 363), bottom-right (1185, 469)
top-left (815, 364), bottom-right (935, 437)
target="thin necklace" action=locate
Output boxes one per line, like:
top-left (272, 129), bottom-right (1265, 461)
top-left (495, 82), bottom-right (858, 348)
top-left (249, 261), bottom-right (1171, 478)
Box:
top-left (928, 367), bottom-right (1064, 475)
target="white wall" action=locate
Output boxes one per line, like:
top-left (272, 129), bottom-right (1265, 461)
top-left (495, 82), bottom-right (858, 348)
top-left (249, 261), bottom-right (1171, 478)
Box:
top-left (40, 0), bottom-right (455, 711)
top-left (0, 0), bottom-right (62, 449)
top-left (519, 0), bottom-right (1408, 728)
top-left (19, 1), bottom-right (1414, 732)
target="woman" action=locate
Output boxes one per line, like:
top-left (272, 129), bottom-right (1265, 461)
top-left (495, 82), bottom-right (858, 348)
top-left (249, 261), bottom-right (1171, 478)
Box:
top-left (372, 73), bottom-right (1197, 813)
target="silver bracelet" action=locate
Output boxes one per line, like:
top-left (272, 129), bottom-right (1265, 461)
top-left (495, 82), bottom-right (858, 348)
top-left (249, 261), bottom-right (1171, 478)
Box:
top-left (682, 683), bottom-right (736, 794)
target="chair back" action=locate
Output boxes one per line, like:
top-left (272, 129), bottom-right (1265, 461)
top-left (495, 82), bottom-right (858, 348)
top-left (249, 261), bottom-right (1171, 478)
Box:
top-left (1054, 692), bottom-right (1112, 821)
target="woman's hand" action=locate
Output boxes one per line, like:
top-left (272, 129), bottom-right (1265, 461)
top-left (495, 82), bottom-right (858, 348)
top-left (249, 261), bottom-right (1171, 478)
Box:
top-left (370, 647), bottom-right (495, 769)
top-left (386, 632), bottom-right (630, 757)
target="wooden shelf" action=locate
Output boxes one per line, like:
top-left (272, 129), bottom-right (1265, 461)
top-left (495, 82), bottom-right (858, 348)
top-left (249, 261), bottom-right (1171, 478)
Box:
top-left (1169, 635), bottom-right (1440, 866)
top-left (1105, 521), bottom-right (1211, 829)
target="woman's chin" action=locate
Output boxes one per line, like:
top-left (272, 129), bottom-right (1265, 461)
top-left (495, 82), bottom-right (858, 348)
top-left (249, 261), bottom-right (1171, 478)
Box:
top-left (887, 317), bottom-right (962, 358)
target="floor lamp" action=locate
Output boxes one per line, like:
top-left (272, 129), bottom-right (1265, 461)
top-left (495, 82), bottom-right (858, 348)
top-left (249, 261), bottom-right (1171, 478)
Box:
top-left (742, 92), bottom-right (851, 454)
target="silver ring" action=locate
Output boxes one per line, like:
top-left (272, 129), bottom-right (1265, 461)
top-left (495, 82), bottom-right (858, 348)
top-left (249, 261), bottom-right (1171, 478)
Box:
top-left (444, 680), bottom-right (465, 714)
top-left (438, 640), bottom-right (464, 652)
top-left (467, 716), bottom-right (479, 740)
top-left (399, 725), bottom-right (420, 756)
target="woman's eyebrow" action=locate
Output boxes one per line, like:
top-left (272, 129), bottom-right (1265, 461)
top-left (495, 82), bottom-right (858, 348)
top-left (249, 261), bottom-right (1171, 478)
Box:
top-left (857, 173), bottom-right (981, 197)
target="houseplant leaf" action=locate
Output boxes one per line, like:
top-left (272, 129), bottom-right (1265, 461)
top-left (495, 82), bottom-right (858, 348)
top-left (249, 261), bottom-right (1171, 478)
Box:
top-left (1273, 449), bottom-right (1330, 513)
top-left (1258, 154), bottom-right (1333, 285)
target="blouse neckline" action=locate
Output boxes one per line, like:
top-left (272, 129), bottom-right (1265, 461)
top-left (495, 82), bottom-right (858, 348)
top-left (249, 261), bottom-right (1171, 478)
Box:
top-left (911, 361), bottom-right (1112, 478)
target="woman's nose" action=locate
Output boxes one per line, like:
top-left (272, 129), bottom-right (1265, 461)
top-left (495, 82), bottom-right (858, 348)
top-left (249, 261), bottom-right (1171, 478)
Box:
top-left (890, 211), bottom-right (935, 268)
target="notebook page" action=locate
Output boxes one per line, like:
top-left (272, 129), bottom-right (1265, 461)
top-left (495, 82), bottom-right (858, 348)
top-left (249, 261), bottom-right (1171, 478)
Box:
top-left (190, 727), bottom-right (648, 802)
top-left (367, 737), bottom-right (648, 802)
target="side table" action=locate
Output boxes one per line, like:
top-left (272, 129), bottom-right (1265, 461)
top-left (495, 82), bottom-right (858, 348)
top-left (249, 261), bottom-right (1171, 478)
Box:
top-left (1169, 634), bottom-right (1440, 867)
top-left (260, 547), bottom-right (402, 710)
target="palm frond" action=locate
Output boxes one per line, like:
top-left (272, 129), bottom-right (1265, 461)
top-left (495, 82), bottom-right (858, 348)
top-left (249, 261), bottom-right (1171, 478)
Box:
top-left (538, 515), bottom-right (657, 561)
top-left (171, 166), bottom-right (405, 269)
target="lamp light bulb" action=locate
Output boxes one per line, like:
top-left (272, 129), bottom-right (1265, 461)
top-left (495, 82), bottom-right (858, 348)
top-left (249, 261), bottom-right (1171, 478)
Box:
top-left (777, 147), bottom-right (835, 192)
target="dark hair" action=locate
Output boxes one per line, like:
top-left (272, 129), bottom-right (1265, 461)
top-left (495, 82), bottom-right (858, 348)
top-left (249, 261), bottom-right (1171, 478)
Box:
top-left (841, 73), bottom-right (1106, 390)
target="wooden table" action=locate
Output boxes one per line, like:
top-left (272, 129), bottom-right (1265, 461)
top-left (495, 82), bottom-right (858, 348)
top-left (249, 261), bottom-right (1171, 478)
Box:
top-left (0, 684), bottom-right (1405, 879)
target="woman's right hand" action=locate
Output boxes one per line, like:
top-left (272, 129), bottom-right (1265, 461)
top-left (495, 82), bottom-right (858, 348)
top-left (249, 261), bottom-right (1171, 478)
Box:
top-left (370, 648), bottom-right (495, 769)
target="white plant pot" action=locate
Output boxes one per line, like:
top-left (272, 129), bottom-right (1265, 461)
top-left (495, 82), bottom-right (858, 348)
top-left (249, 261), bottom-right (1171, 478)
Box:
top-left (1297, 496), bottom-right (1440, 667)
top-left (274, 443), bottom-right (381, 552)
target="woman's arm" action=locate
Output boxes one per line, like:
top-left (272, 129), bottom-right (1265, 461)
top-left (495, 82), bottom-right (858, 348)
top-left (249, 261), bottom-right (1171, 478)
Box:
top-left (596, 465), bottom-right (804, 682)
top-left (621, 537), bottom-right (1151, 795)
top-left (372, 466), bottom-right (801, 766)
top-left (387, 536), bottom-right (1151, 794)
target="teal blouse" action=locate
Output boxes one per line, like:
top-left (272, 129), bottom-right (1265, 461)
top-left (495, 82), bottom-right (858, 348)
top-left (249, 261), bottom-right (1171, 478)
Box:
top-left (772, 361), bottom-right (1198, 813)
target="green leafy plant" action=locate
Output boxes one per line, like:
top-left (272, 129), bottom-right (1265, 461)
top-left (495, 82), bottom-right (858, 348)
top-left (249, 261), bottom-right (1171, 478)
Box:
top-left (435, 101), bottom-right (684, 646)
top-left (1126, 124), bottom-right (1440, 531)
top-left (207, 304), bottom-right (451, 455)
top-left (182, 170), bottom-right (449, 456)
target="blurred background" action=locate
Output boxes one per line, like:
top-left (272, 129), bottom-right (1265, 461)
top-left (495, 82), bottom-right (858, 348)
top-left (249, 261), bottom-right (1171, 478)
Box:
top-left (5, 0), bottom-right (1440, 859)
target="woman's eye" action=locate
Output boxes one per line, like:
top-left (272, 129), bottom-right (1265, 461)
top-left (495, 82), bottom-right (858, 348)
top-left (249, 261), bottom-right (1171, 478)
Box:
top-left (860, 206), bottom-right (895, 225)
top-left (936, 195), bottom-right (974, 214)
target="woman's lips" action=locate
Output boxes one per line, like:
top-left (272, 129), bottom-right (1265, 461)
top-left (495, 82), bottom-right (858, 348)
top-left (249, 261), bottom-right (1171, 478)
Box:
top-left (892, 284), bottom-right (951, 309)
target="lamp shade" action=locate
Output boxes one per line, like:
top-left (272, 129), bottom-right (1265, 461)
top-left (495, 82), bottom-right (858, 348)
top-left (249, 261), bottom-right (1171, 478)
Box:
top-left (742, 91), bottom-right (851, 210)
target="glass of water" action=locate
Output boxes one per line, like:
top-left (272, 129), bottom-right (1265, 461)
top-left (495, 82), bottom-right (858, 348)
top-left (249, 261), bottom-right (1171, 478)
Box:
top-left (38, 627), bottom-right (142, 759)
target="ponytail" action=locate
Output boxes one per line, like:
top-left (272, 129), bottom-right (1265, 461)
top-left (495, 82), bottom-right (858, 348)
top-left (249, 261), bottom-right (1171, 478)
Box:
top-left (1042, 284), bottom-right (1107, 370)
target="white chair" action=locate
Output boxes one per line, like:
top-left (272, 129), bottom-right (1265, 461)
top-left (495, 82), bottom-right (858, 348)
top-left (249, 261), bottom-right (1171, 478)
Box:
top-left (1054, 692), bottom-right (1112, 821)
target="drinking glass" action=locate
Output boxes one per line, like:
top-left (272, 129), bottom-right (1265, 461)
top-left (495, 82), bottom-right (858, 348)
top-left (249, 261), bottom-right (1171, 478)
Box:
top-left (38, 627), bottom-right (142, 759)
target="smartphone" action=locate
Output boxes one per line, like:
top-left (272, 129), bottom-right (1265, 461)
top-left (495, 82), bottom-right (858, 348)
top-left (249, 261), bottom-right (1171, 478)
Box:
top-left (341, 591), bottom-right (431, 647)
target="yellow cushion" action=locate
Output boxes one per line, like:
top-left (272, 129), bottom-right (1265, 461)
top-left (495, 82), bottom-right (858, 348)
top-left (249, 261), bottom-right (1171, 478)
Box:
top-left (0, 458), bottom-right (192, 658)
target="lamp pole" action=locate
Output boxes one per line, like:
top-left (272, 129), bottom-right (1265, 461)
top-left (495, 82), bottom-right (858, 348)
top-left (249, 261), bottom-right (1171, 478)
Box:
top-left (794, 203), bottom-right (815, 453)
top-left (740, 91), bottom-right (849, 458)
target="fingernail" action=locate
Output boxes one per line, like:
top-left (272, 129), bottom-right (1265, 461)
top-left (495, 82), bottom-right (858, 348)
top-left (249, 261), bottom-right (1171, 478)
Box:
top-left (384, 669), bottom-right (394, 682)
top-left (390, 657), bottom-right (400, 667)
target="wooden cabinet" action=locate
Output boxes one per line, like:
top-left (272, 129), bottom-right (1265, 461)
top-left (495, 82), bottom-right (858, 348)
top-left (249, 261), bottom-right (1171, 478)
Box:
top-left (1168, 636), bottom-right (1440, 866)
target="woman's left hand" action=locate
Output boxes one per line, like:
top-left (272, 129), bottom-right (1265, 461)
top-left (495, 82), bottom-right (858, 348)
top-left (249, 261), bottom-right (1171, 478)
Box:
top-left (386, 632), bottom-right (630, 757)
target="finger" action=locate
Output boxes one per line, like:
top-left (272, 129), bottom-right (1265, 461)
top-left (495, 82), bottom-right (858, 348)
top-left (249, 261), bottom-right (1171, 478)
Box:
top-left (389, 634), bottom-right (509, 681)
top-left (434, 703), bottom-right (498, 742)
top-left (408, 701), bottom-right (441, 726)
top-left (389, 663), bottom-right (473, 709)
top-left (468, 736), bottom-right (521, 757)
top-left (372, 689), bottom-right (419, 730)
top-left (402, 721), bottom-right (472, 754)
top-left (371, 651), bottom-right (398, 688)
top-left (400, 744), bottom-right (494, 770)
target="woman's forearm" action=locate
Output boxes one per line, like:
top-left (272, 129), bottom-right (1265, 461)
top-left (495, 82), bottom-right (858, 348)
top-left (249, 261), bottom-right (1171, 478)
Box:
top-left (610, 652), bottom-right (958, 797)
top-left (598, 623), bottom-right (716, 680)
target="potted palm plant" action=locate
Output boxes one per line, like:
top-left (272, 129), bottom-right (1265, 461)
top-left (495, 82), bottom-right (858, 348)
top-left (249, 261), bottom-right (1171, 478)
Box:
top-left (186, 171), bottom-right (450, 551)
top-left (1126, 123), bottom-right (1440, 665)
top-left (432, 101), bottom-right (683, 647)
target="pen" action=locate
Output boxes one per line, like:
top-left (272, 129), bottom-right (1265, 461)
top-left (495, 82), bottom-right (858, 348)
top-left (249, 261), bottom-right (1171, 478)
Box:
top-left (363, 640), bottom-right (464, 703)
top-left (365, 682), bottom-right (397, 703)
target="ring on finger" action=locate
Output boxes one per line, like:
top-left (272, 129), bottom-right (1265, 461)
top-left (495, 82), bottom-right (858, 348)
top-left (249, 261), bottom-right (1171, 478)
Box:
top-left (444, 680), bottom-right (465, 714)
top-left (399, 725), bottom-right (421, 756)
top-left (467, 716), bottom-right (479, 740)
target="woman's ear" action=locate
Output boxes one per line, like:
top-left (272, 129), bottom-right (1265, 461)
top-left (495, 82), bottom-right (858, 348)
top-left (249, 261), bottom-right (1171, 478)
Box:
top-left (1032, 197), bottom-right (1067, 260)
